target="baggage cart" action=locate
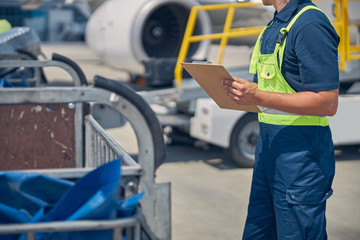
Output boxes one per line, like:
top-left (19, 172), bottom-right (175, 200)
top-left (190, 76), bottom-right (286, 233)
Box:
top-left (0, 48), bottom-right (170, 240)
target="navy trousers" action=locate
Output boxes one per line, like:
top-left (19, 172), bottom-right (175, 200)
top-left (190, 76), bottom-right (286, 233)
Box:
top-left (243, 123), bottom-right (335, 240)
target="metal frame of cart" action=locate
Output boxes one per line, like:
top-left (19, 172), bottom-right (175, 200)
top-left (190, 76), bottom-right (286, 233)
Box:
top-left (0, 54), bottom-right (170, 240)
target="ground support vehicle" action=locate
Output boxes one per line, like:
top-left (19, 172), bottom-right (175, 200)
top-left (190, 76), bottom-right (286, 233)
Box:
top-left (0, 43), bottom-right (170, 239)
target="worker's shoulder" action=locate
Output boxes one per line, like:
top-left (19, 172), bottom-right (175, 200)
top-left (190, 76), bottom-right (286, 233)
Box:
top-left (295, 4), bottom-right (332, 27)
top-left (290, 4), bottom-right (335, 38)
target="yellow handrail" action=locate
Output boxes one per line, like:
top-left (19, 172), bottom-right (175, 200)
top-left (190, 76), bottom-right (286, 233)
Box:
top-left (174, 2), bottom-right (264, 89)
top-left (174, 0), bottom-right (359, 89)
top-left (333, 0), bottom-right (360, 69)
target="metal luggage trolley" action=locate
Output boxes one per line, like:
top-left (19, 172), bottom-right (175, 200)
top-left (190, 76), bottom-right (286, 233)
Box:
top-left (0, 32), bottom-right (170, 240)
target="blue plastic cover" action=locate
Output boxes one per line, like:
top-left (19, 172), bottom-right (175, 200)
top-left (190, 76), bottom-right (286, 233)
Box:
top-left (0, 159), bottom-right (144, 240)
top-left (0, 78), bottom-right (29, 88)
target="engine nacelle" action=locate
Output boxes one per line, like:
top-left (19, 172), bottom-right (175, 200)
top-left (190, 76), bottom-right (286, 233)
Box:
top-left (85, 0), bottom-right (211, 74)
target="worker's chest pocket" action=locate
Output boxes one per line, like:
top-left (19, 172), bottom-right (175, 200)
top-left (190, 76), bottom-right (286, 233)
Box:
top-left (258, 63), bottom-right (295, 94)
top-left (258, 64), bottom-right (279, 92)
top-left (260, 64), bottom-right (276, 79)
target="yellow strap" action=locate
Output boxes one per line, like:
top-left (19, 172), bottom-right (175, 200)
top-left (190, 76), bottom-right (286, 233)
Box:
top-left (281, 6), bottom-right (331, 34)
top-left (249, 26), bottom-right (268, 74)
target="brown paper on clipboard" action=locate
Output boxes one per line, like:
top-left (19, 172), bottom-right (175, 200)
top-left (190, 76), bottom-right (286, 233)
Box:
top-left (181, 62), bottom-right (261, 113)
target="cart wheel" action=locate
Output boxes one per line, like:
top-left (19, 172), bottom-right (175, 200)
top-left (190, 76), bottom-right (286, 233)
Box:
top-left (227, 113), bottom-right (258, 168)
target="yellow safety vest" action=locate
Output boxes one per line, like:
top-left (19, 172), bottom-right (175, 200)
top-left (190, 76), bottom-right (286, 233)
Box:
top-left (249, 6), bottom-right (331, 126)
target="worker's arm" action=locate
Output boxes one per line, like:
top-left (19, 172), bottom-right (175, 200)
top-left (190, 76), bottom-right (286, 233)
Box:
top-left (222, 77), bottom-right (339, 116)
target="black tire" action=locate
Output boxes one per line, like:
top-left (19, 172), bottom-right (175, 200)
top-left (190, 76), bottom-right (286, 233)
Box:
top-left (227, 113), bottom-right (259, 168)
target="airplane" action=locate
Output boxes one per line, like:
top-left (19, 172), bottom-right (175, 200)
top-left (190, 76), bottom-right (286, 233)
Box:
top-left (85, 0), bottom-right (274, 75)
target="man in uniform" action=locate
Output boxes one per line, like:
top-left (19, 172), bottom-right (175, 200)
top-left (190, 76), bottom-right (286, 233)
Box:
top-left (221, 0), bottom-right (340, 239)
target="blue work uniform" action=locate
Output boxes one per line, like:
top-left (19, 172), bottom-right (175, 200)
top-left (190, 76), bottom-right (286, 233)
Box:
top-left (243, 0), bottom-right (340, 239)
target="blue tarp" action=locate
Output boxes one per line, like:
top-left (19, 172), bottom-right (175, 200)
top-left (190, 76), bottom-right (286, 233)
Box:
top-left (0, 78), bottom-right (29, 88)
top-left (0, 159), bottom-right (144, 240)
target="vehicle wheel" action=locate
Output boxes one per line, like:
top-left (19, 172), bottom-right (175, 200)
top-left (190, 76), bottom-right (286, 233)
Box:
top-left (227, 113), bottom-right (259, 168)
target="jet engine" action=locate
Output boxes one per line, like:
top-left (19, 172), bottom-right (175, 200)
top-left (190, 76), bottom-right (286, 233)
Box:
top-left (85, 0), bottom-right (211, 74)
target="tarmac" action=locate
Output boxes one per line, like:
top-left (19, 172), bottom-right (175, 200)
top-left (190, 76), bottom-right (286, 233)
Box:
top-left (42, 43), bottom-right (360, 240)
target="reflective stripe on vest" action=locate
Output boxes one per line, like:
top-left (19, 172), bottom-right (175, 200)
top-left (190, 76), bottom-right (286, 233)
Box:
top-left (249, 5), bottom-right (331, 127)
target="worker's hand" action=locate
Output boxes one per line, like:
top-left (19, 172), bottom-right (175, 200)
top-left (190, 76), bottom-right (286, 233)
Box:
top-left (221, 77), bottom-right (259, 105)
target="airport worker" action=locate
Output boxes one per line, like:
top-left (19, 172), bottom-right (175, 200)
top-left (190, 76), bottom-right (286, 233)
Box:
top-left (221, 0), bottom-right (340, 239)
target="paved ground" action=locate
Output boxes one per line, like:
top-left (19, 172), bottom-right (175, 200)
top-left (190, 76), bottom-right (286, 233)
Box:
top-left (42, 43), bottom-right (360, 240)
top-left (156, 144), bottom-right (360, 240)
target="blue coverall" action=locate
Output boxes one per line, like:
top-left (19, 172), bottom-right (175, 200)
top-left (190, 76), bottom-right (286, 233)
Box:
top-left (242, 0), bottom-right (340, 239)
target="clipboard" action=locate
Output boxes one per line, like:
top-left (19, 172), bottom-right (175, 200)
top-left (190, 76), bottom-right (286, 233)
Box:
top-left (181, 62), bottom-right (261, 113)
